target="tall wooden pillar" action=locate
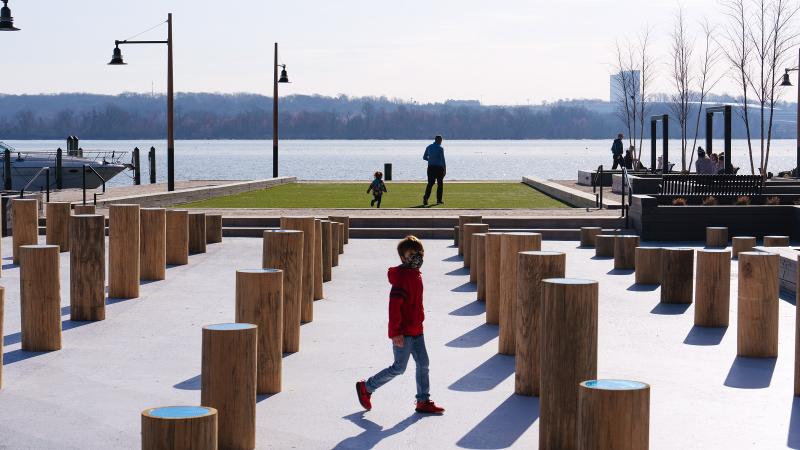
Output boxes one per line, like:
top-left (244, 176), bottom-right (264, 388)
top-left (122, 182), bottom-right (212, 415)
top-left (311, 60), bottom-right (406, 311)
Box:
top-left (140, 208), bottom-right (167, 281)
top-left (458, 215), bottom-right (482, 256)
top-left (732, 236), bottom-right (756, 259)
top-left (706, 227), bottom-right (728, 248)
top-left (12, 198), bottom-right (38, 264)
top-left (263, 229), bottom-right (304, 353)
top-left (474, 233), bottom-right (487, 301)
top-left (45, 202), bottom-right (71, 252)
top-left (613, 235), bottom-right (639, 270)
top-left (329, 215), bottom-right (350, 244)
top-left (737, 252), bottom-right (779, 357)
top-left (73, 204), bottom-right (96, 215)
top-left (695, 249), bottom-right (731, 327)
top-left (70, 214), bottom-right (106, 321)
top-left (280, 217), bottom-right (315, 323)
top-left (313, 219), bottom-right (324, 300)
top-left (188, 212), bottom-right (207, 254)
top-left (321, 221), bottom-right (332, 282)
top-left (20, 244), bottom-right (62, 351)
top-left (580, 227), bottom-right (602, 248)
top-left (109, 204), bottom-right (140, 299)
top-left (578, 380), bottom-right (650, 450)
top-left (484, 232), bottom-right (504, 325)
top-left (205, 214), bottom-right (223, 244)
top-left (796, 255), bottom-right (800, 395)
top-left (331, 222), bottom-right (340, 268)
top-left (499, 232), bottom-right (542, 355)
top-left (336, 222), bottom-right (345, 255)
top-left (166, 210), bottom-right (189, 266)
top-left (634, 247), bottom-right (662, 285)
top-left (141, 406), bottom-right (217, 450)
top-left (660, 248), bottom-right (694, 304)
top-left (464, 223), bottom-right (489, 270)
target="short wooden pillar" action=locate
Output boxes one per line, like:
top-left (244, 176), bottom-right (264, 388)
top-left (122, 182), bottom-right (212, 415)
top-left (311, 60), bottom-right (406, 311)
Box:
top-left (732, 236), bottom-right (756, 259)
top-left (540, 278), bottom-right (598, 450)
top-left (109, 204), bottom-right (140, 299)
top-left (45, 202), bottom-right (71, 252)
top-left (70, 214), bottom-right (106, 321)
top-left (453, 226), bottom-right (459, 246)
top-left (73, 204), bottom-right (96, 215)
top-left (474, 233), bottom-right (487, 301)
top-left (235, 269), bottom-right (283, 394)
top-left (329, 215), bottom-right (350, 245)
top-left (140, 208), bottom-right (167, 281)
top-left (263, 230), bottom-right (304, 353)
top-left (706, 227), bottom-right (728, 248)
top-left (577, 380), bottom-right (650, 450)
top-left (188, 212), bottom-right (207, 254)
top-left (763, 235), bottom-right (790, 247)
top-left (205, 214), bottom-right (223, 244)
top-left (594, 235), bottom-right (615, 258)
top-left (484, 232), bottom-right (503, 325)
top-left (20, 244), bottom-right (62, 351)
top-left (331, 222), bottom-right (341, 268)
top-left (281, 217), bottom-right (316, 324)
top-left (464, 223), bottom-right (490, 270)
top-left (660, 248), bottom-right (694, 304)
top-left (201, 323), bottom-right (257, 450)
top-left (580, 227), bottom-right (602, 248)
top-left (0, 287), bottom-right (3, 388)
top-left (515, 251), bottom-right (566, 396)
top-left (634, 247), bottom-right (662, 285)
top-left (313, 219), bottom-right (324, 300)
top-left (458, 215), bottom-right (482, 255)
top-left (12, 198), bottom-right (38, 264)
top-left (166, 210), bottom-right (189, 266)
top-left (321, 221), bottom-right (333, 282)
top-left (141, 406), bottom-right (217, 450)
top-left (499, 232), bottom-right (542, 355)
top-left (613, 235), bottom-right (640, 270)
top-left (737, 252), bottom-right (779, 357)
top-left (695, 249), bottom-right (731, 327)
top-left (336, 222), bottom-right (345, 255)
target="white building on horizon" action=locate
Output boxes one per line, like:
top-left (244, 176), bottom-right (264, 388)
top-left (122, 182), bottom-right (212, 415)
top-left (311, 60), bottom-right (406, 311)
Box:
top-left (610, 70), bottom-right (641, 104)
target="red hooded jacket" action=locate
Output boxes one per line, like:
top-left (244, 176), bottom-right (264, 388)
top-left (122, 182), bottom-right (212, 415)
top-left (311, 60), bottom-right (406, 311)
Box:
top-left (387, 266), bottom-right (424, 338)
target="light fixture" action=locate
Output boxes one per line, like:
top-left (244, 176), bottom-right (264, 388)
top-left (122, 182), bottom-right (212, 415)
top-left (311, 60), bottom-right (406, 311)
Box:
top-left (278, 65), bottom-right (290, 83)
top-left (781, 71), bottom-right (793, 87)
top-left (108, 45), bottom-right (126, 65)
top-left (0, 0), bottom-right (20, 31)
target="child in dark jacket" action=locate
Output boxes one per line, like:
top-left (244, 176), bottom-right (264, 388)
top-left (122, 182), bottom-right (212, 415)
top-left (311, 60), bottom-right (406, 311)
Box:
top-left (367, 171), bottom-right (388, 208)
top-left (356, 236), bottom-right (445, 414)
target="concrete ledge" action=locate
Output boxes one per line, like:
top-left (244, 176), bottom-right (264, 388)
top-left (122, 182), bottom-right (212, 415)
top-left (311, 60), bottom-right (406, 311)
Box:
top-left (523, 176), bottom-right (620, 208)
top-left (754, 245), bottom-right (797, 296)
top-left (220, 215), bottom-right (625, 229)
top-left (222, 226), bottom-right (631, 240)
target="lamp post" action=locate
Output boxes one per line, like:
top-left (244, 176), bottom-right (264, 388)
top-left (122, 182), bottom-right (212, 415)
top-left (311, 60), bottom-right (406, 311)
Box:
top-left (109, 13), bottom-right (175, 191)
top-left (780, 48), bottom-right (800, 179)
top-left (273, 42), bottom-right (290, 178)
top-left (0, 0), bottom-right (19, 31)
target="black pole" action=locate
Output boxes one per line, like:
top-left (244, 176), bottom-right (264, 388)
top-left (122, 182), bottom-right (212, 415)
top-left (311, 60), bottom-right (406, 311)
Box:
top-left (384, 163), bottom-right (392, 181)
top-left (45, 167), bottom-right (50, 202)
top-left (724, 105), bottom-right (732, 174)
top-left (273, 42), bottom-right (279, 179)
top-left (167, 13), bottom-right (175, 191)
top-left (4, 148), bottom-right (11, 190)
top-left (149, 146), bottom-right (156, 183)
top-left (705, 112), bottom-right (713, 156)
top-left (133, 147), bottom-right (141, 185)
top-left (663, 114), bottom-right (669, 173)
top-left (56, 147), bottom-right (63, 190)
top-left (650, 120), bottom-right (656, 173)
top-left (82, 164), bottom-right (87, 205)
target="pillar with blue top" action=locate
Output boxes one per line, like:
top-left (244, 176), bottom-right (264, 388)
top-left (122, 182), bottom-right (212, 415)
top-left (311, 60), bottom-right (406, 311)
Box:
top-left (141, 405), bottom-right (217, 450)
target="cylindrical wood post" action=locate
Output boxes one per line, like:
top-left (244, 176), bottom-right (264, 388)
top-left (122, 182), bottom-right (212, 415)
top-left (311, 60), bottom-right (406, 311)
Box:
top-left (454, 226), bottom-right (459, 247)
top-left (634, 247), bottom-right (662, 285)
top-left (331, 222), bottom-right (340, 268)
top-left (515, 251), bottom-right (566, 396)
top-left (706, 227), bottom-right (728, 248)
top-left (205, 214), bottom-right (222, 244)
top-left (73, 204), bottom-right (96, 215)
top-left (464, 223), bottom-right (489, 270)
top-left (20, 244), bottom-right (61, 351)
top-left (737, 252), bottom-right (779, 357)
top-left (263, 230), bottom-right (303, 353)
top-left (577, 380), bottom-right (650, 450)
top-left (321, 221), bottom-right (332, 282)
top-left (45, 202), bottom-right (71, 252)
top-left (580, 227), bottom-right (602, 248)
top-left (499, 232), bottom-right (542, 355)
top-left (329, 215), bottom-right (350, 245)
top-left (141, 406), bottom-right (218, 450)
top-left (458, 215), bottom-right (482, 256)
top-left (109, 204), bottom-right (140, 299)
top-left (336, 222), bottom-right (345, 255)
top-left (732, 236), bottom-right (756, 259)
top-left (12, 198), bottom-right (38, 264)
top-left (695, 249), bottom-right (731, 327)
top-left (540, 278), bottom-right (598, 450)
top-left (485, 232), bottom-right (503, 325)
top-left (280, 217), bottom-right (315, 324)
top-left (201, 323), bottom-right (257, 450)
top-left (0, 287), bottom-right (3, 388)
top-left (474, 233), bottom-right (487, 301)
top-left (188, 212), bottom-right (207, 254)
top-left (140, 208), bottom-right (166, 281)
top-left (594, 235), bottom-right (615, 258)
top-left (796, 255), bottom-right (800, 395)
top-left (613, 235), bottom-right (639, 270)
top-left (763, 235), bottom-right (790, 247)
top-left (313, 219), bottom-right (324, 300)
top-left (660, 248), bottom-right (694, 304)
top-left (235, 269), bottom-right (283, 394)
top-left (166, 210), bottom-right (189, 266)
top-left (70, 214), bottom-right (105, 321)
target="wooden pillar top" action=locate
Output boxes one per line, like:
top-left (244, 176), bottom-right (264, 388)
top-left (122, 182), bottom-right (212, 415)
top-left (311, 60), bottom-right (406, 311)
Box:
top-left (521, 250), bottom-right (562, 257)
top-left (707, 227), bottom-right (728, 230)
top-left (544, 277), bottom-right (596, 285)
top-left (142, 406), bottom-right (217, 420)
top-left (239, 268), bottom-right (282, 274)
top-left (580, 379), bottom-right (649, 391)
top-left (204, 322), bottom-right (257, 332)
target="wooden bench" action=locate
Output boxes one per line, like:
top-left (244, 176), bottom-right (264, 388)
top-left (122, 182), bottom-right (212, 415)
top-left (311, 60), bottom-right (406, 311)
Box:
top-left (657, 174), bottom-right (764, 202)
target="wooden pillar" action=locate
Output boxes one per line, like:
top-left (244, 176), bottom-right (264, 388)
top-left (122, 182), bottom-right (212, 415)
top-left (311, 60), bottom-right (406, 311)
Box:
top-left (70, 214), bottom-right (105, 321)
top-left (12, 198), bottom-right (38, 264)
top-left (578, 380), bottom-right (650, 450)
top-left (499, 232), bottom-right (542, 355)
top-left (763, 235), bottom-right (790, 247)
top-left (516, 251), bottom-right (566, 396)
top-left (166, 210), bottom-right (189, 266)
top-left (20, 244), bottom-right (62, 351)
top-left (321, 221), bottom-right (332, 282)
top-left (466, 223), bottom-right (490, 274)
top-left (580, 227), bottom-right (602, 248)
top-left (732, 236), bottom-right (756, 259)
top-left (263, 230), bottom-right (304, 353)
top-left (796, 255), bottom-right (800, 395)
top-left (140, 208), bottom-right (166, 281)
top-left (454, 226), bottom-right (459, 247)
top-left (474, 233), bottom-right (487, 301)
top-left (109, 204), bottom-right (140, 299)
top-left (313, 219), bottom-right (324, 300)
top-left (280, 217), bottom-right (316, 324)
top-left (706, 227), bottom-right (728, 248)
top-left (336, 222), bottom-right (345, 255)
top-left (205, 214), bottom-right (222, 244)
top-left (73, 204), bottom-right (96, 215)
top-left (484, 232), bottom-right (503, 325)
top-left (634, 247), bottom-right (662, 285)
top-left (141, 406), bottom-right (217, 450)
top-left (694, 249), bottom-right (731, 327)
top-left (188, 212), bottom-right (207, 254)
top-left (660, 248), bottom-right (694, 304)
top-left (329, 215), bottom-right (350, 245)
top-left (613, 235), bottom-right (640, 270)
top-left (235, 269), bottom-right (283, 394)
top-left (540, 278), bottom-right (598, 450)
top-left (737, 252), bottom-right (779, 357)
top-left (0, 287), bottom-right (3, 388)
top-left (201, 323), bottom-right (257, 450)
top-left (331, 222), bottom-right (340, 268)
top-left (45, 202), bottom-right (71, 252)
top-left (594, 235), bottom-right (615, 258)
top-left (458, 215), bottom-right (482, 255)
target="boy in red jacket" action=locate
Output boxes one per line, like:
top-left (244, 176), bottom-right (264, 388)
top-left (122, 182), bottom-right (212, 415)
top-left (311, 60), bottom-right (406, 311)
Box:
top-left (356, 236), bottom-right (445, 414)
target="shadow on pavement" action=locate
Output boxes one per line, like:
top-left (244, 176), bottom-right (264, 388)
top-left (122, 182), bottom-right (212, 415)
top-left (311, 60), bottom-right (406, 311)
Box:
top-left (788, 398), bottom-right (800, 448)
top-left (627, 283), bottom-right (659, 292)
top-left (449, 300), bottom-right (485, 317)
top-left (456, 394), bottom-right (539, 449)
top-left (650, 303), bottom-right (690, 315)
top-left (446, 267), bottom-right (469, 276)
top-left (443, 255), bottom-right (462, 262)
top-left (446, 323), bottom-right (497, 348)
top-left (724, 356), bottom-right (776, 389)
top-left (607, 268), bottom-right (635, 275)
top-left (683, 326), bottom-right (726, 346)
top-left (174, 374), bottom-right (201, 390)
top-left (333, 411), bottom-right (426, 449)
top-left (452, 282), bottom-right (477, 293)
top-left (449, 354), bottom-right (514, 392)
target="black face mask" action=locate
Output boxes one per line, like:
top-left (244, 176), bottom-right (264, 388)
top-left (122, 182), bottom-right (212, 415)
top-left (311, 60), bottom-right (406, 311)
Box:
top-left (405, 253), bottom-right (424, 269)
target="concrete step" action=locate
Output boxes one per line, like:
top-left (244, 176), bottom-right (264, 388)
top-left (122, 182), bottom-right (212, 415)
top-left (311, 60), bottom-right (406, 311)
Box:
top-left (222, 226), bottom-right (634, 240)
top-left (220, 216), bottom-right (625, 229)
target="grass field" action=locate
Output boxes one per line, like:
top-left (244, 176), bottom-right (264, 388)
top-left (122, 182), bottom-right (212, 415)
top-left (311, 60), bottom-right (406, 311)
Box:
top-left (181, 182), bottom-right (568, 209)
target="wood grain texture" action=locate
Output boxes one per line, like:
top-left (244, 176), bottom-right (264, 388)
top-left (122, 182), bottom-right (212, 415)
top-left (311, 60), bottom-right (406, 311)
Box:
top-left (20, 245), bottom-right (62, 351)
top-left (694, 249), bottom-right (731, 327)
top-left (263, 230), bottom-right (304, 353)
top-left (280, 217), bottom-right (316, 323)
top-left (660, 248), bottom-right (694, 304)
top-left (109, 204), bottom-right (140, 299)
top-left (580, 227), bottom-right (602, 247)
top-left (613, 235), bottom-right (639, 270)
top-left (484, 232), bottom-right (503, 325)
top-left (166, 210), bottom-right (189, 265)
top-left (732, 236), bottom-right (756, 259)
top-left (737, 252), bottom-right (779, 357)
top-left (763, 235), bottom-right (789, 247)
top-left (594, 235), bottom-right (615, 258)
top-left (796, 254), bottom-right (800, 395)
top-left (458, 215), bottom-right (482, 255)
top-left (634, 247), bottom-right (662, 285)
top-left (329, 216), bottom-right (350, 244)
top-left (141, 406), bottom-right (218, 450)
top-left (70, 214), bottom-right (106, 321)
top-left (464, 223), bottom-right (490, 270)
top-left (205, 214), bottom-right (222, 244)
top-left (73, 204), bottom-right (96, 215)
top-left (499, 232), bottom-right (542, 355)
top-left (12, 198), bottom-right (38, 264)
top-left (336, 222), bottom-right (345, 255)
top-left (321, 221), bottom-right (332, 282)
top-left (140, 208), bottom-right (166, 281)
top-left (0, 287), bottom-right (4, 388)
top-left (577, 380), bottom-right (650, 450)
top-left (313, 219), bottom-right (324, 300)
top-left (331, 222), bottom-right (340, 268)
top-left (706, 227), bottom-right (728, 248)
top-left (188, 212), bottom-right (207, 254)
top-left (474, 233), bottom-right (487, 301)
top-left (45, 202), bottom-right (71, 252)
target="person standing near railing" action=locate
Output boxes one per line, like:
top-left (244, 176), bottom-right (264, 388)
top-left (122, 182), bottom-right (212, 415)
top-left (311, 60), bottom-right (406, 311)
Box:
top-left (611, 133), bottom-right (624, 169)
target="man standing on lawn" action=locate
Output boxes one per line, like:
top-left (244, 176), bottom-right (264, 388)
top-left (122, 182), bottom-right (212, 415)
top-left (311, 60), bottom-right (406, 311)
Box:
top-left (422, 135), bottom-right (446, 205)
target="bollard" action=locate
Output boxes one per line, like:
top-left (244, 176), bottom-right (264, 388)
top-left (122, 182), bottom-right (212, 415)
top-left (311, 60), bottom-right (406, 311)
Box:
top-left (732, 236), bottom-right (756, 259)
top-left (109, 204), bottom-right (140, 299)
top-left (695, 249), bottom-right (731, 327)
top-left (166, 210), bottom-right (189, 266)
top-left (329, 216), bottom-right (350, 245)
top-left (141, 406), bottom-right (217, 450)
top-left (458, 215), bottom-right (482, 256)
top-left (484, 232), bottom-right (503, 325)
top-left (20, 245), bottom-right (62, 351)
top-left (464, 223), bottom-right (490, 271)
top-left (594, 235), bottom-right (615, 258)
top-left (188, 212), bottom-right (207, 254)
top-left (313, 219), bottom-right (324, 300)
top-left (737, 252), bottom-right (779, 357)
top-left (148, 147), bottom-right (157, 184)
top-left (331, 222), bottom-right (340, 268)
top-left (12, 198), bottom-right (38, 264)
top-left (70, 214), bottom-right (105, 321)
top-left (236, 269), bottom-right (283, 394)
top-left (577, 380), bottom-right (650, 450)
top-left (384, 163), bottom-right (392, 181)
top-left (660, 248), bottom-right (694, 304)
top-left (613, 235), bottom-right (639, 270)
top-left (580, 227), bottom-right (602, 248)
top-left (499, 232), bottom-right (542, 355)
top-left (763, 235), bottom-right (789, 247)
top-left (321, 221), bottom-right (332, 282)
top-left (140, 208), bottom-right (167, 281)
top-left (515, 251), bottom-right (566, 396)
top-left (280, 217), bottom-right (316, 324)
top-left (263, 230), bottom-right (303, 353)
top-left (45, 202), bottom-right (71, 252)
top-left (201, 323), bottom-right (257, 450)
top-left (132, 147), bottom-right (141, 185)
top-left (474, 233), bottom-right (487, 301)
top-left (706, 227), bottom-right (728, 248)
top-left (205, 214), bottom-right (222, 244)
top-left (540, 278), bottom-right (598, 450)
top-left (634, 247), bottom-right (662, 285)
top-left (73, 204), bottom-right (96, 215)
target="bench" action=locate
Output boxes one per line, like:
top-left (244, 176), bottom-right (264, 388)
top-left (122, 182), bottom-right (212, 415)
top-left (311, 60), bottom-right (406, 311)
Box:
top-left (657, 174), bottom-right (764, 202)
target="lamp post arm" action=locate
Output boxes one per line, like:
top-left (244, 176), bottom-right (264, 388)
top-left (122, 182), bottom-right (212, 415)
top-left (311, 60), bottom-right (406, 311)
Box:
top-left (115, 40), bottom-right (169, 46)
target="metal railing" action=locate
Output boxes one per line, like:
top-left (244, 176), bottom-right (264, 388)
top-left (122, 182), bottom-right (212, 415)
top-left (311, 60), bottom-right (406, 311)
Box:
top-left (592, 165), bottom-right (604, 209)
top-left (82, 164), bottom-right (107, 205)
top-left (621, 167), bottom-right (634, 227)
top-left (19, 166), bottom-right (50, 202)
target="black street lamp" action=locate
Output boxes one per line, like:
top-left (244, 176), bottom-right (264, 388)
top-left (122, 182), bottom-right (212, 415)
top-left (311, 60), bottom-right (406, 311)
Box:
top-left (0, 0), bottom-right (20, 31)
top-left (781, 50), bottom-right (800, 179)
top-left (273, 42), bottom-right (290, 178)
top-left (109, 14), bottom-right (176, 191)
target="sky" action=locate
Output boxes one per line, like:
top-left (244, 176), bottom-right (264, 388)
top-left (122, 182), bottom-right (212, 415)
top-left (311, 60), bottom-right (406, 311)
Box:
top-left (0, 0), bottom-right (768, 105)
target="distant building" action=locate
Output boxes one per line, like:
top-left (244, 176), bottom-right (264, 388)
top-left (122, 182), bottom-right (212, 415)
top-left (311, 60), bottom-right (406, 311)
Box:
top-left (610, 70), bottom-right (641, 103)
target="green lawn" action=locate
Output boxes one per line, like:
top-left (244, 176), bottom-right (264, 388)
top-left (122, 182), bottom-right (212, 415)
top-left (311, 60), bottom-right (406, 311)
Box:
top-left (181, 182), bottom-right (568, 209)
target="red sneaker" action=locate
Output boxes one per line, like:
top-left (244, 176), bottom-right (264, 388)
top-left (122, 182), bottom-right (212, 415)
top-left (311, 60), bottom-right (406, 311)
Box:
top-left (415, 400), bottom-right (445, 414)
top-left (356, 380), bottom-right (372, 411)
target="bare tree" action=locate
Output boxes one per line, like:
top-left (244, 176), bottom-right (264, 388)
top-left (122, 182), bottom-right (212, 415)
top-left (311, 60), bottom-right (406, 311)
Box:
top-left (613, 40), bottom-right (636, 147)
top-left (688, 20), bottom-right (722, 169)
top-left (637, 28), bottom-right (656, 164)
top-left (669, 7), bottom-right (694, 171)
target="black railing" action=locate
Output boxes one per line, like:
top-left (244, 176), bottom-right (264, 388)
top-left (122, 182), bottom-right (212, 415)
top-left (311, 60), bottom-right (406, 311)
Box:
top-left (82, 164), bottom-right (107, 205)
top-left (621, 167), bottom-right (634, 227)
top-left (592, 165), bottom-right (604, 209)
top-left (20, 166), bottom-right (50, 202)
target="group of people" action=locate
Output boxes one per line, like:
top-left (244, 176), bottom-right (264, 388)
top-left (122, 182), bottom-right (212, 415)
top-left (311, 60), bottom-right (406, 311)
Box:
top-left (695, 147), bottom-right (727, 174)
top-left (611, 133), bottom-right (638, 170)
top-left (610, 133), bottom-right (730, 174)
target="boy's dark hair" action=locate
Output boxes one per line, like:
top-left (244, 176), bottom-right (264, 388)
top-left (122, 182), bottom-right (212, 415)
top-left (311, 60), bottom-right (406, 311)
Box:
top-left (374, 171), bottom-right (383, 179)
top-left (397, 235), bottom-right (424, 256)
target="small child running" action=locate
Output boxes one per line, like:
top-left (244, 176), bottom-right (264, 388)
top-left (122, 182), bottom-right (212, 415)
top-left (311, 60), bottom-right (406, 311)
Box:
top-left (355, 235), bottom-right (445, 415)
top-left (367, 171), bottom-right (388, 208)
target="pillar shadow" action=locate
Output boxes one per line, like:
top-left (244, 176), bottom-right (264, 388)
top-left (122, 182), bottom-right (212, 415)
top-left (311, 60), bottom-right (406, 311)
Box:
top-left (788, 397), bottom-right (800, 448)
top-left (627, 283), bottom-right (659, 292)
top-left (456, 394), bottom-right (539, 449)
top-left (4, 315), bottom-right (90, 346)
top-left (446, 324), bottom-right (498, 348)
top-left (452, 282), bottom-right (477, 293)
top-left (724, 356), bottom-right (777, 389)
top-left (332, 411), bottom-right (425, 450)
top-left (443, 255), bottom-right (463, 262)
top-left (607, 268), bottom-right (635, 275)
top-left (449, 354), bottom-right (514, 392)
top-left (2, 263), bottom-right (18, 270)
top-left (650, 303), bottom-right (690, 315)
top-left (62, 320), bottom-right (92, 332)
top-left (60, 305), bottom-right (71, 315)
top-left (780, 289), bottom-right (796, 306)
top-left (256, 393), bottom-right (276, 403)
top-left (106, 296), bottom-right (137, 305)
top-left (3, 349), bottom-right (47, 364)
top-left (174, 374), bottom-right (201, 390)
top-left (446, 267), bottom-right (469, 276)
top-left (590, 255), bottom-right (613, 260)
top-left (683, 326), bottom-right (727, 346)
top-left (450, 300), bottom-right (485, 316)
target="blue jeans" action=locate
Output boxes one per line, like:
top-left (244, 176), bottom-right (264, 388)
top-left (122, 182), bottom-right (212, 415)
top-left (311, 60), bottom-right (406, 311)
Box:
top-left (365, 334), bottom-right (430, 401)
